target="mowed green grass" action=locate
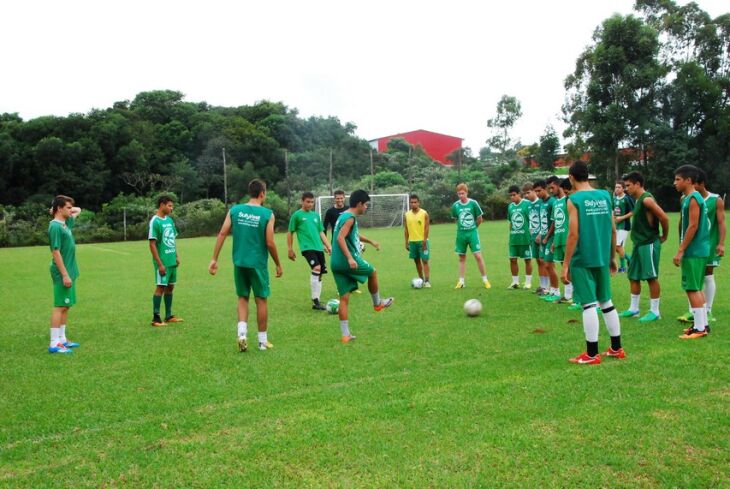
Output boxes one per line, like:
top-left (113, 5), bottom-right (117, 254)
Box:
top-left (0, 217), bottom-right (728, 488)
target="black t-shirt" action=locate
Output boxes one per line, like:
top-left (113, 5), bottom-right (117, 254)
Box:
top-left (324, 206), bottom-right (347, 237)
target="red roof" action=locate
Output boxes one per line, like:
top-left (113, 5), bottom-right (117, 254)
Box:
top-left (371, 129), bottom-right (463, 166)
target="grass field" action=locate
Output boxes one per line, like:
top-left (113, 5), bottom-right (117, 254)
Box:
top-left (1, 218), bottom-right (728, 488)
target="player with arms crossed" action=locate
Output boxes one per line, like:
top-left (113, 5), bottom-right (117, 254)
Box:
top-left (324, 189), bottom-right (347, 238)
top-left (331, 190), bottom-right (394, 343)
top-left (404, 194), bottom-right (431, 287)
top-left (523, 183), bottom-right (541, 290)
top-left (209, 179), bottom-right (283, 352)
top-left (48, 195), bottom-right (82, 354)
top-left (148, 195), bottom-right (183, 327)
top-left (548, 177), bottom-right (573, 304)
top-left (618, 172), bottom-right (669, 322)
top-left (614, 182), bottom-right (634, 272)
top-left (562, 162), bottom-right (624, 365)
top-left (451, 183), bottom-right (490, 289)
top-left (287, 192), bottom-right (332, 310)
top-left (506, 185), bottom-right (533, 289)
top-left (536, 178), bottom-right (559, 300)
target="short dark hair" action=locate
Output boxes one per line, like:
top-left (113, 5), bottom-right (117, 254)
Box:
top-left (334, 189), bottom-right (345, 196)
top-left (301, 191), bottom-right (315, 200)
top-left (157, 194), bottom-right (174, 207)
top-left (349, 189), bottom-right (370, 207)
top-left (569, 161), bottom-right (589, 182)
top-left (409, 194), bottom-right (420, 201)
top-left (546, 175), bottom-right (560, 186)
top-left (696, 168), bottom-right (707, 185)
top-left (508, 185), bottom-right (520, 194)
top-left (615, 181), bottom-right (625, 189)
top-left (560, 178), bottom-right (572, 191)
top-left (248, 179), bottom-right (267, 198)
top-left (623, 171), bottom-right (644, 187)
top-left (533, 179), bottom-right (547, 189)
top-left (52, 195), bottom-right (74, 214)
top-left (674, 164), bottom-right (700, 183)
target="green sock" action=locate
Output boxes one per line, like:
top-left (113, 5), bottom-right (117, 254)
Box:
top-left (153, 295), bottom-right (162, 315)
top-left (164, 294), bottom-right (173, 318)
top-left (620, 257), bottom-right (626, 268)
top-left (625, 252), bottom-right (631, 264)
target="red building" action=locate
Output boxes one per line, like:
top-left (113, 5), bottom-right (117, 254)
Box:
top-left (370, 129), bottom-right (463, 166)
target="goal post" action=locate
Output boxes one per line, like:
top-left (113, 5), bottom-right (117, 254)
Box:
top-left (316, 193), bottom-right (409, 228)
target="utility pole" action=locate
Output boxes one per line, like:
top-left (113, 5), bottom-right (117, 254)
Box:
top-left (369, 148), bottom-right (374, 194)
top-left (222, 147), bottom-right (228, 206)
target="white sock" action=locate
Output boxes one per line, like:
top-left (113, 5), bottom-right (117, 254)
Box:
top-left (525, 276), bottom-right (532, 287)
top-left (704, 275), bottom-right (716, 310)
top-left (582, 304), bottom-right (600, 342)
top-left (565, 283), bottom-right (573, 300)
top-left (310, 274), bottom-right (319, 300)
top-left (691, 307), bottom-right (706, 332)
top-left (258, 331), bottom-right (268, 344)
top-left (458, 277), bottom-right (465, 284)
top-left (50, 328), bottom-right (60, 348)
top-left (600, 301), bottom-right (621, 337)
top-left (340, 320), bottom-right (351, 337)
top-left (650, 298), bottom-right (660, 316)
top-left (59, 325), bottom-right (67, 343)
top-left (511, 275), bottom-right (518, 285)
top-left (630, 294), bottom-right (640, 312)
top-left (482, 275), bottom-right (489, 283)
top-left (371, 292), bottom-right (381, 306)
top-left (541, 276), bottom-right (548, 289)
top-left (237, 321), bottom-right (247, 337)
top-left (316, 279), bottom-right (323, 298)
top-left (552, 287), bottom-right (560, 296)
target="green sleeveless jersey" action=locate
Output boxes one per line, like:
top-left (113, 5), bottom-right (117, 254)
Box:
top-left (148, 215), bottom-right (178, 267)
top-left (568, 190), bottom-right (613, 268)
top-left (528, 198), bottom-right (541, 238)
top-left (507, 200), bottom-right (531, 246)
top-left (230, 204), bottom-right (273, 269)
top-left (552, 196), bottom-right (568, 246)
top-left (680, 191), bottom-right (710, 258)
top-left (49, 217), bottom-right (79, 283)
top-left (331, 211), bottom-right (362, 270)
top-left (288, 209), bottom-right (324, 252)
top-left (613, 194), bottom-right (634, 231)
top-left (630, 192), bottom-right (660, 246)
top-left (539, 196), bottom-right (556, 238)
top-left (704, 193), bottom-right (720, 247)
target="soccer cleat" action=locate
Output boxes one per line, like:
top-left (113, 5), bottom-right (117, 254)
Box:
top-left (483, 280), bottom-right (492, 289)
top-left (541, 294), bottom-right (560, 302)
top-left (454, 281), bottom-right (465, 289)
top-left (48, 343), bottom-right (73, 354)
top-left (638, 311), bottom-right (660, 322)
top-left (258, 341), bottom-right (274, 351)
top-left (312, 300), bottom-right (327, 311)
top-left (602, 347), bottom-right (626, 359)
top-left (507, 283), bottom-right (519, 290)
top-left (62, 341), bottom-right (80, 348)
top-left (535, 287), bottom-right (546, 296)
top-left (618, 310), bottom-right (640, 318)
top-left (568, 352), bottom-right (601, 365)
top-left (568, 303), bottom-right (583, 311)
top-left (522, 283), bottom-right (532, 290)
top-left (423, 281), bottom-right (432, 288)
top-left (151, 316), bottom-right (167, 327)
top-left (353, 289), bottom-right (362, 294)
top-left (679, 328), bottom-right (708, 340)
top-left (557, 297), bottom-right (573, 305)
top-left (165, 316), bottom-right (184, 323)
top-left (617, 267), bottom-right (627, 273)
top-left (237, 336), bottom-right (248, 352)
top-left (374, 297), bottom-right (394, 312)
top-left (676, 311), bottom-right (694, 323)
top-left (341, 335), bottom-right (357, 343)
top-left (683, 324), bottom-right (711, 335)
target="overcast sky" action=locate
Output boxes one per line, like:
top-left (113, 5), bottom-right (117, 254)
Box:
top-left (1, 0), bottom-right (726, 152)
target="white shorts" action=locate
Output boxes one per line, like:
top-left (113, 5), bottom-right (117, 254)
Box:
top-left (616, 230), bottom-right (629, 247)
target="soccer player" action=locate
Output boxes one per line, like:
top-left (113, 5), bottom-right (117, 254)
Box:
top-left (562, 161), bottom-right (624, 365)
top-left (287, 192), bottom-right (332, 310)
top-left (324, 189), bottom-right (347, 238)
top-left (523, 183), bottom-right (541, 290)
top-left (693, 170), bottom-right (725, 322)
top-left (613, 182), bottom-right (634, 272)
top-left (404, 194), bottom-right (431, 287)
top-left (548, 177), bottom-right (573, 304)
top-left (507, 185), bottom-right (532, 289)
top-left (673, 165), bottom-right (711, 339)
top-left (451, 183), bottom-right (490, 289)
top-left (209, 179), bottom-right (283, 352)
top-left (48, 195), bottom-right (82, 354)
top-left (618, 172), bottom-right (669, 322)
top-left (536, 178), bottom-right (559, 300)
top-left (148, 195), bottom-right (183, 327)
top-left (330, 190), bottom-right (394, 343)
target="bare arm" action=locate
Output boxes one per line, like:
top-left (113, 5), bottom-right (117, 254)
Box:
top-left (423, 213), bottom-right (430, 250)
top-left (717, 197), bottom-right (726, 256)
top-left (615, 212), bottom-right (633, 223)
top-left (70, 207), bottom-right (81, 218)
top-left (674, 197), bottom-right (700, 266)
top-left (320, 231), bottom-right (331, 254)
top-left (286, 231), bottom-right (296, 261)
top-left (266, 215), bottom-right (283, 277)
top-left (476, 215), bottom-right (484, 226)
top-left (359, 234), bottom-right (380, 250)
top-left (561, 200), bottom-right (579, 285)
top-left (51, 249), bottom-right (73, 287)
top-left (404, 214), bottom-right (410, 251)
top-left (610, 214), bottom-right (617, 273)
top-left (208, 213), bottom-right (232, 275)
top-left (149, 239), bottom-right (166, 275)
top-left (644, 197), bottom-right (669, 242)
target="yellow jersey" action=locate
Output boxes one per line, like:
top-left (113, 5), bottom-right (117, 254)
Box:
top-left (405, 208), bottom-right (428, 242)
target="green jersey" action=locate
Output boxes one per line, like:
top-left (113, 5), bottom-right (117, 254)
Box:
top-left (288, 209), bottom-right (324, 252)
top-left (704, 193), bottom-right (720, 248)
top-left (552, 196), bottom-right (568, 246)
top-left (630, 192), bottom-right (660, 246)
top-left (507, 200), bottom-right (531, 246)
top-left (539, 196), bottom-right (556, 239)
top-left (528, 198), bottom-right (541, 238)
top-left (568, 190), bottom-right (613, 268)
top-left (451, 198), bottom-right (483, 234)
top-left (148, 215), bottom-right (178, 267)
top-left (49, 217), bottom-right (79, 283)
top-left (613, 194), bottom-right (634, 231)
top-left (331, 211), bottom-right (363, 270)
top-left (230, 204), bottom-right (273, 269)
top-left (680, 191), bottom-right (710, 258)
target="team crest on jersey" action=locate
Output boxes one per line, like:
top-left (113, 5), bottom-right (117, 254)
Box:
top-left (511, 212), bottom-right (525, 230)
top-left (529, 209), bottom-right (540, 232)
top-left (162, 226), bottom-right (176, 249)
top-left (459, 209), bottom-right (475, 228)
top-left (554, 207), bottom-right (566, 228)
top-left (540, 209), bottom-right (549, 232)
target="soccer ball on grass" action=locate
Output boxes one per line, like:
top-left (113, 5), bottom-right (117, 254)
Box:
top-left (464, 299), bottom-right (482, 317)
top-left (411, 278), bottom-right (424, 289)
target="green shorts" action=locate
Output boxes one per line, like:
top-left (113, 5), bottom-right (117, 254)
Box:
top-left (234, 266), bottom-right (270, 298)
top-left (530, 240), bottom-right (540, 261)
top-left (333, 258), bottom-right (375, 296)
top-left (409, 240), bottom-right (430, 261)
top-left (509, 244), bottom-right (532, 259)
top-left (570, 266), bottom-right (612, 306)
top-left (681, 257), bottom-right (706, 292)
top-left (628, 240), bottom-right (660, 281)
top-left (553, 245), bottom-right (565, 263)
top-left (53, 280), bottom-right (77, 308)
top-left (154, 264), bottom-right (177, 286)
top-left (455, 231), bottom-right (481, 255)
top-left (540, 239), bottom-right (554, 262)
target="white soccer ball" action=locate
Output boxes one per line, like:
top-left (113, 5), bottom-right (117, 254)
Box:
top-left (326, 299), bottom-right (340, 314)
top-left (411, 278), bottom-right (424, 289)
top-left (359, 242), bottom-right (366, 253)
top-left (464, 299), bottom-right (482, 317)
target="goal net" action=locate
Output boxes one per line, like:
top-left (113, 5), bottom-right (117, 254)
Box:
top-left (316, 194), bottom-right (409, 228)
